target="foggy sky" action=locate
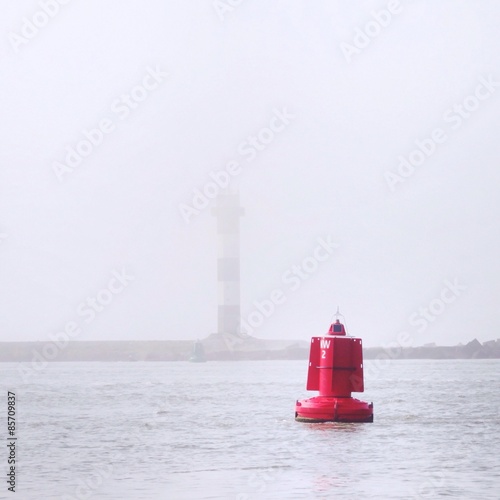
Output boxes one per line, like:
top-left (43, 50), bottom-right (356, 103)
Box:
top-left (1, 0), bottom-right (499, 348)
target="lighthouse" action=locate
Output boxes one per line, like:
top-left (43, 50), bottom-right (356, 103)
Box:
top-left (211, 191), bottom-right (244, 335)
top-left (295, 310), bottom-right (373, 423)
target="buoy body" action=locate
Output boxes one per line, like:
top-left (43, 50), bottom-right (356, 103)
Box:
top-left (295, 319), bottom-right (373, 423)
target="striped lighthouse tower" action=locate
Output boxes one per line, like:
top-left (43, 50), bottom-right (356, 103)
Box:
top-left (211, 192), bottom-right (244, 335)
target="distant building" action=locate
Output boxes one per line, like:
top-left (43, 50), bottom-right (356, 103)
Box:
top-left (211, 192), bottom-right (244, 336)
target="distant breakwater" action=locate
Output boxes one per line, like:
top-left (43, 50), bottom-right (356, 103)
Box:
top-left (0, 336), bottom-right (499, 362)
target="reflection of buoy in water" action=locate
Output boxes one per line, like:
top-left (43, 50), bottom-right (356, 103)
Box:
top-left (189, 339), bottom-right (206, 363)
top-left (295, 309), bottom-right (373, 423)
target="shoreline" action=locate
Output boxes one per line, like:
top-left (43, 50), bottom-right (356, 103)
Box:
top-left (0, 336), bottom-right (498, 362)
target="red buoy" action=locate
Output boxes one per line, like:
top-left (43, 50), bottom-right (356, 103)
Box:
top-left (295, 311), bottom-right (373, 423)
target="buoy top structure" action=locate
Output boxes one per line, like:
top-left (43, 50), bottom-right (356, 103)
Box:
top-left (327, 318), bottom-right (346, 336)
top-left (295, 309), bottom-right (373, 423)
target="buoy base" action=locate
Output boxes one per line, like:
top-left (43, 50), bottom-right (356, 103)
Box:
top-left (295, 396), bottom-right (373, 423)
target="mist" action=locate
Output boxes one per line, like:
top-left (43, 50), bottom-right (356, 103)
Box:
top-left (1, 0), bottom-right (499, 349)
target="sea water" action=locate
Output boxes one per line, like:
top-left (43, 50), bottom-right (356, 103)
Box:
top-left (1, 359), bottom-right (499, 499)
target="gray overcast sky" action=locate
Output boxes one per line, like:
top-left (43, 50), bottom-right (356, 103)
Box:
top-left (1, 0), bottom-right (499, 347)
